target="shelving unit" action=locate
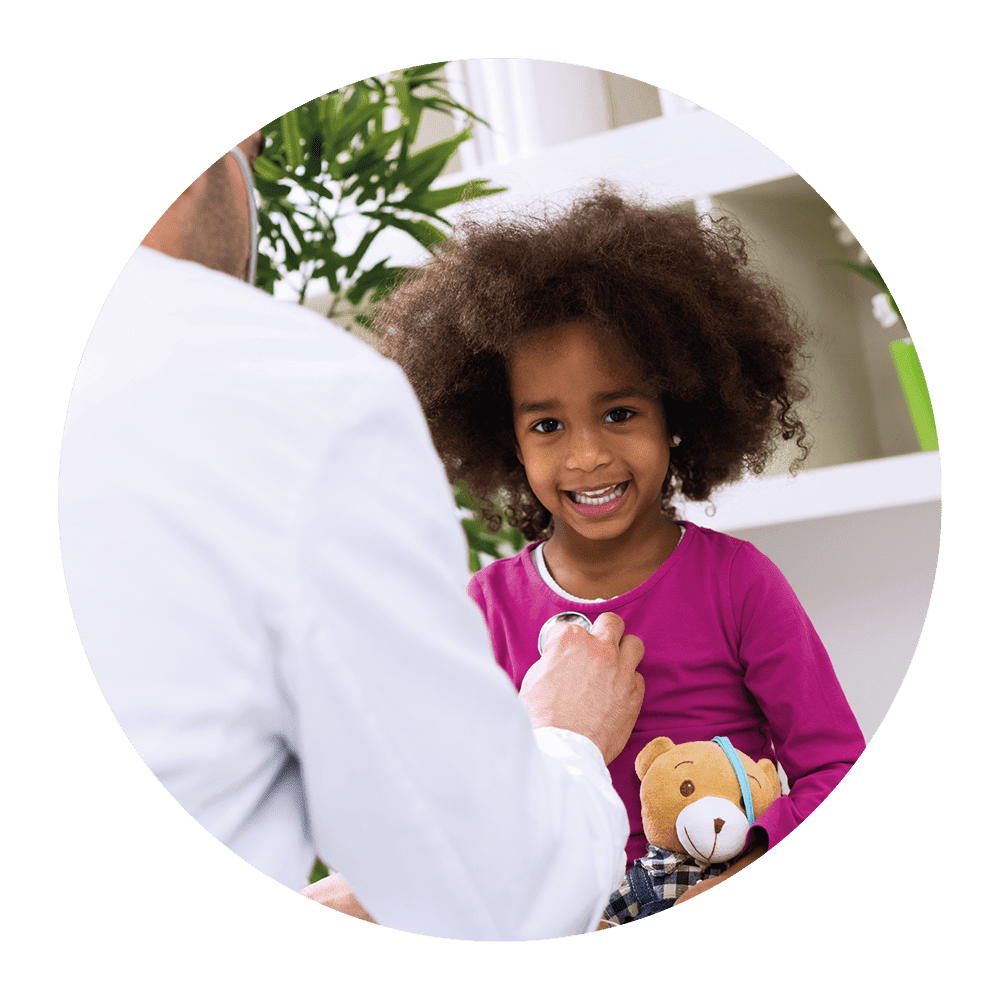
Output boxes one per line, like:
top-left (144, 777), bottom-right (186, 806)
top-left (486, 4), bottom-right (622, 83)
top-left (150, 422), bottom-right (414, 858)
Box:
top-left (434, 106), bottom-right (931, 474)
top-left (425, 69), bottom-right (942, 742)
top-left (678, 451), bottom-right (941, 533)
top-left (438, 108), bottom-right (796, 212)
top-left (304, 62), bottom-right (941, 740)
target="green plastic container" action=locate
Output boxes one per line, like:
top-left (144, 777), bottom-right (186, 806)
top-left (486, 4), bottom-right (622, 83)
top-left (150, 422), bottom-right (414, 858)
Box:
top-left (889, 337), bottom-right (938, 452)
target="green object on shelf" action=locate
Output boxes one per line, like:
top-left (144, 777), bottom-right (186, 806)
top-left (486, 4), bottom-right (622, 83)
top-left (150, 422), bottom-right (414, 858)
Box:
top-left (889, 338), bottom-right (938, 452)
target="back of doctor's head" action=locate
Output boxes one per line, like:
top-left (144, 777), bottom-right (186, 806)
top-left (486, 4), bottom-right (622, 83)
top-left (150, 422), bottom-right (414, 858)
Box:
top-left (179, 156), bottom-right (249, 279)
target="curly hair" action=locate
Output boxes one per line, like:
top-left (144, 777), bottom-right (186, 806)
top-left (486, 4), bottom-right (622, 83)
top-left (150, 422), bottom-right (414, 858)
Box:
top-left (373, 186), bottom-right (811, 541)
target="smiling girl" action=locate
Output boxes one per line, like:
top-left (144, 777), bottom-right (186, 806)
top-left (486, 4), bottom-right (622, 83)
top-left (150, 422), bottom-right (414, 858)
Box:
top-left (374, 188), bottom-right (865, 908)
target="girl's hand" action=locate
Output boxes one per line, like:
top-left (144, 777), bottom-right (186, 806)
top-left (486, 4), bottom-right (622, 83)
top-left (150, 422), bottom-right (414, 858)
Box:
top-left (673, 842), bottom-right (766, 906)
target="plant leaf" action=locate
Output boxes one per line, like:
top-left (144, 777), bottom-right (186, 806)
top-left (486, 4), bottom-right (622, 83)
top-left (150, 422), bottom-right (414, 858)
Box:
top-left (359, 212), bottom-right (447, 249)
top-left (345, 259), bottom-right (410, 306)
top-left (338, 127), bottom-right (406, 180)
top-left (253, 157), bottom-right (289, 183)
top-left (396, 177), bottom-right (506, 216)
top-left (392, 128), bottom-right (470, 195)
top-left (824, 259), bottom-right (889, 293)
top-left (324, 96), bottom-right (387, 156)
top-left (404, 62), bottom-right (449, 79)
top-left (342, 223), bottom-right (385, 278)
top-left (280, 109), bottom-right (305, 171)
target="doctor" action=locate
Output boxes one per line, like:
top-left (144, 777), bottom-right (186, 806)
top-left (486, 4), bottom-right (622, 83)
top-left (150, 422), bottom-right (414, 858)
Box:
top-left (59, 131), bottom-right (645, 939)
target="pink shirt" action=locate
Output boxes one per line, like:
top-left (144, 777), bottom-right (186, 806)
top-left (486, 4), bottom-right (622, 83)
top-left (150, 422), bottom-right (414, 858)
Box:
top-left (468, 522), bottom-right (866, 863)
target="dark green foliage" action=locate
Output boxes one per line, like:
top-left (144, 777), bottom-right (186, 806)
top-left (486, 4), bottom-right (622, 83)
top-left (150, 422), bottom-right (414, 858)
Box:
top-left (253, 64), bottom-right (504, 329)
top-left (454, 482), bottom-right (527, 572)
top-left (254, 66), bottom-right (518, 565)
top-left (308, 857), bottom-right (329, 883)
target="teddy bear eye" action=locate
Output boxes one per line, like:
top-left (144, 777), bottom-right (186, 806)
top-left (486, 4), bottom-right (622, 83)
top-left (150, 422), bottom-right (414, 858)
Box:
top-left (680, 780), bottom-right (695, 797)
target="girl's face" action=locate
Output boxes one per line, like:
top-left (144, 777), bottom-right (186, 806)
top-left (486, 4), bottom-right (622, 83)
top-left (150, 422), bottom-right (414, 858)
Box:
top-left (508, 320), bottom-right (673, 547)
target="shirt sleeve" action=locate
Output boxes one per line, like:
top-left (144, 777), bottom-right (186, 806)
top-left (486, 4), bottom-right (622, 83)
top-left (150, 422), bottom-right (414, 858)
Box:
top-left (282, 357), bottom-right (628, 940)
top-left (728, 542), bottom-right (866, 851)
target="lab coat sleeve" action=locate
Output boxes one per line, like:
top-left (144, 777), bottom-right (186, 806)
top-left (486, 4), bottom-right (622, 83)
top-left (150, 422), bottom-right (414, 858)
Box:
top-left (282, 358), bottom-right (628, 940)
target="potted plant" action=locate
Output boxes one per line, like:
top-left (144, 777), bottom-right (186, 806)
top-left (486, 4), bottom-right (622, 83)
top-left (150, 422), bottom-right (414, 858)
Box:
top-left (252, 63), bottom-right (503, 332)
top-left (827, 216), bottom-right (937, 451)
top-left (253, 62), bottom-right (525, 612)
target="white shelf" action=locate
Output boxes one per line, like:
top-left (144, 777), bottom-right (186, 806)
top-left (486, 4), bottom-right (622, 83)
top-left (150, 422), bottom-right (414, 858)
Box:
top-left (677, 451), bottom-right (941, 532)
top-left (441, 109), bottom-right (797, 214)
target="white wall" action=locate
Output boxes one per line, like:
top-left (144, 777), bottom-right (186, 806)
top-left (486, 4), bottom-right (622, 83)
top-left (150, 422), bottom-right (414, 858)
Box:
top-left (714, 180), bottom-right (884, 472)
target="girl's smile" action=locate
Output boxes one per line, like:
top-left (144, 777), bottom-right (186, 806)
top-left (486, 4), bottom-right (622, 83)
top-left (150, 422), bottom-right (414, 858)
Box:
top-left (564, 480), bottom-right (629, 514)
top-left (508, 320), bottom-right (676, 564)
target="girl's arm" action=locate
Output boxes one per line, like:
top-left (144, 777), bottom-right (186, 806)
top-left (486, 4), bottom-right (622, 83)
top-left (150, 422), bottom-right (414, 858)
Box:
top-left (730, 543), bottom-right (866, 851)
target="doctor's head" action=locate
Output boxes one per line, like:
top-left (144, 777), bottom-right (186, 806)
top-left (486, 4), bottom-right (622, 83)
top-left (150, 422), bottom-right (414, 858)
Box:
top-left (141, 130), bottom-right (263, 282)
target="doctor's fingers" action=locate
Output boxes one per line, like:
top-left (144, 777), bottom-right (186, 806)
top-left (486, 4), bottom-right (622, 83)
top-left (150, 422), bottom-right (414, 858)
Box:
top-left (589, 611), bottom-right (625, 647)
top-left (615, 632), bottom-right (646, 675)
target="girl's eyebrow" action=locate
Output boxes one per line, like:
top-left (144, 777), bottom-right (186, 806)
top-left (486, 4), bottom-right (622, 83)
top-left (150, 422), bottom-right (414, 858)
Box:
top-left (600, 386), bottom-right (647, 402)
top-left (518, 386), bottom-right (648, 414)
top-left (518, 399), bottom-right (559, 414)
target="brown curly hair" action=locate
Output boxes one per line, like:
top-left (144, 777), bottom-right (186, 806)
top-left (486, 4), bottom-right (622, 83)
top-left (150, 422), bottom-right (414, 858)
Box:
top-left (373, 186), bottom-right (811, 541)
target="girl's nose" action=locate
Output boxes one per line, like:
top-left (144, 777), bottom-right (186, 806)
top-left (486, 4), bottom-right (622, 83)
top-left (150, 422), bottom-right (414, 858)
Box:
top-left (565, 428), bottom-right (611, 472)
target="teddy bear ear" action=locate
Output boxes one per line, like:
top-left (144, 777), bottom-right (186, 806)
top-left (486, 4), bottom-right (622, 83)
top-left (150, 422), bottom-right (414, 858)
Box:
top-left (756, 758), bottom-right (782, 802)
top-left (635, 737), bottom-right (676, 780)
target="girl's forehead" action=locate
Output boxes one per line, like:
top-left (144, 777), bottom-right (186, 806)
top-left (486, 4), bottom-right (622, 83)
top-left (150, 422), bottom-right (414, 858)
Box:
top-left (509, 320), bottom-right (644, 384)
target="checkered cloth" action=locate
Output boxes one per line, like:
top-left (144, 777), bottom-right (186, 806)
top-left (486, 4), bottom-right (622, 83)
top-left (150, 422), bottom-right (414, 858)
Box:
top-left (602, 845), bottom-right (730, 925)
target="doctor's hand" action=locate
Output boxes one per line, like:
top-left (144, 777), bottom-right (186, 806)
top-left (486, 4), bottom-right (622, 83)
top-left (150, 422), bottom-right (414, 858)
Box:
top-left (519, 611), bottom-right (645, 766)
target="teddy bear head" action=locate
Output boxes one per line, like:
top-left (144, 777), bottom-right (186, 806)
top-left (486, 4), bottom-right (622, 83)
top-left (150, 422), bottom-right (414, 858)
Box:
top-left (636, 737), bottom-right (782, 865)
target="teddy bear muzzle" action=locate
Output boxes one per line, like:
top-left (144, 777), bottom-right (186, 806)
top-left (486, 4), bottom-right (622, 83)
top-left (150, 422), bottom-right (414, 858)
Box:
top-left (676, 796), bottom-right (750, 864)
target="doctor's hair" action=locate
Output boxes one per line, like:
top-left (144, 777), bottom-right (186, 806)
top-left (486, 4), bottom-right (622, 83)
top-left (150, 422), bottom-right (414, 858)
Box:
top-left (372, 185), bottom-right (811, 541)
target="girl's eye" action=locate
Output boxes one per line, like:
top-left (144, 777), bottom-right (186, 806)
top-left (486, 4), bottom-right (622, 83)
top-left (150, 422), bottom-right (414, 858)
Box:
top-left (604, 408), bottom-right (634, 424)
top-left (532, 418), bottom-right (563, 434)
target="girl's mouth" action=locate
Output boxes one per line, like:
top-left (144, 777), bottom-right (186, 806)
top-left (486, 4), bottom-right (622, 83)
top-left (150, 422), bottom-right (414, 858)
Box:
top-left (564, 481), bottom-right (629, 515)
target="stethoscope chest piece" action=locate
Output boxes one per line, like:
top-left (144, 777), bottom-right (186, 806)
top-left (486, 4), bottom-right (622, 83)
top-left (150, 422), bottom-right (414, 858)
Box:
top-left (537, 612), bottom-right (594, 655)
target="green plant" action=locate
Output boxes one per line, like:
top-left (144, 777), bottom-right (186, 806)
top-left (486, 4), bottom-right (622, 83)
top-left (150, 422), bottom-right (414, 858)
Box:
top-left (253, 66), bottom-right (522, 564)
top-left (825, 215), bottom-right (905, 330)
top-left (454, 483), bottom-right (528, 572)
top-left (252, 63), bottom-right (504, 329)
top-left (826, 259), bottom-right (906, 330)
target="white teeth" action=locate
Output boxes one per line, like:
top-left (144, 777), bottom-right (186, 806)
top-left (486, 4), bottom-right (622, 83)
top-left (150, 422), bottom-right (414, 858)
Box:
top-left (570, 483), bottom-right (626, 505)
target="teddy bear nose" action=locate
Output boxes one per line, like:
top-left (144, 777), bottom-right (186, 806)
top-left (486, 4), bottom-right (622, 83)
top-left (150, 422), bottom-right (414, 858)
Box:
top-left (714, 818), bottom-right (725, 834)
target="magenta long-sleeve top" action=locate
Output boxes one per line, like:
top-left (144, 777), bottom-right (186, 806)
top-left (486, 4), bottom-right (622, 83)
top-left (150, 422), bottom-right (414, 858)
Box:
top-left (467, 522), bottom-right (866, 864)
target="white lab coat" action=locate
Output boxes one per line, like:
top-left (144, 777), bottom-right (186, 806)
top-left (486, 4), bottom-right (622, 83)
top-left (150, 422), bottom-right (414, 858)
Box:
top-left (59, 247), bottom-right (627, 939)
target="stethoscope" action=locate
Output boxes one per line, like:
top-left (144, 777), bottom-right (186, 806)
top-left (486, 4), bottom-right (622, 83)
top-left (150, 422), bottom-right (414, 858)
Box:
top-left (536, 614), bottom-right (757, 822)
top-left (537, 612), bottom-right (594, 655)
top-left (228, 145), bottom-right (259, 287)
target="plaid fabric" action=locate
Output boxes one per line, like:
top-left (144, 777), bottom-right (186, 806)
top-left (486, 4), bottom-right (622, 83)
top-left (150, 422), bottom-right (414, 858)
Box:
top-left (602, 845), bottom-right (730, 925)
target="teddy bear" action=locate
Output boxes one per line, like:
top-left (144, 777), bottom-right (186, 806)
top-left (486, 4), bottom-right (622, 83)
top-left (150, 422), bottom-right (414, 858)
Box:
top-left (600, 735), bottom-right (782, 926)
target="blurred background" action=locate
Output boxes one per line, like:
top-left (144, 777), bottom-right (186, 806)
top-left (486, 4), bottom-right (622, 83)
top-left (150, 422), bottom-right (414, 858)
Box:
top-left (256, 59), bottom-right (941, 743)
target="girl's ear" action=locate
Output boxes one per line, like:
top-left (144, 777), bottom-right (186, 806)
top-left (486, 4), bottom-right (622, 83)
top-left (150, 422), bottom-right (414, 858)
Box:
top-left (514, 441), bottom-right (524, 465)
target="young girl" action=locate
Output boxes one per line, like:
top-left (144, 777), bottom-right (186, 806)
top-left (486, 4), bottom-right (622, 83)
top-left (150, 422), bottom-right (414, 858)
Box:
top-left (374, 187), bottom-right (866, 900)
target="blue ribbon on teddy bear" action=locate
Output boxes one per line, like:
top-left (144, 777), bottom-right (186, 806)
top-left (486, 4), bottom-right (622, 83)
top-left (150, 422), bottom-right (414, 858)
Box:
top-left (711, 735), bottom-right (754, 823)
